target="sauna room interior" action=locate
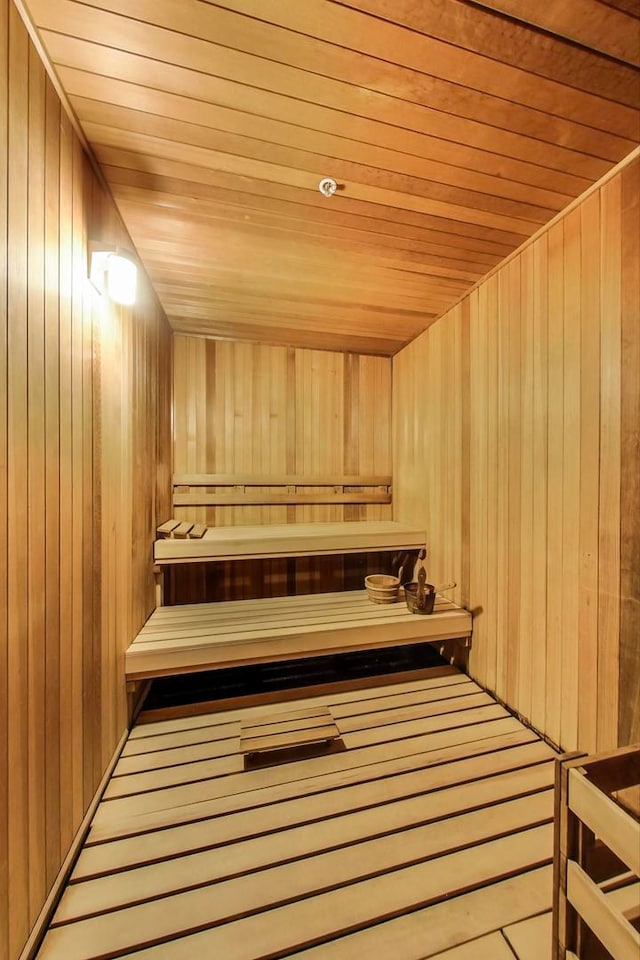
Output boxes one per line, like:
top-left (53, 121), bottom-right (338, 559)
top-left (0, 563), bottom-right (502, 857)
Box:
top-left (1, 1), bottom-right (639, 959)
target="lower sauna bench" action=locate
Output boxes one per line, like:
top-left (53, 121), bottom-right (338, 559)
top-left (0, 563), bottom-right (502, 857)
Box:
top-left (125, 590), bottom-right (473, 680)
top-left (36, 666), bottom-right (559, 960)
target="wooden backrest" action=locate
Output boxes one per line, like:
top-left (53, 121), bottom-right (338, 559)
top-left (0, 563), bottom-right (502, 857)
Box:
top-left (172, 473), bottom-right (393, 508)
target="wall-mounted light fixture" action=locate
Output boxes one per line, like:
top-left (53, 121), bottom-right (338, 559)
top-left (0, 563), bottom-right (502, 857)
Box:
top-left (89, 242), bottom-right (138, 306)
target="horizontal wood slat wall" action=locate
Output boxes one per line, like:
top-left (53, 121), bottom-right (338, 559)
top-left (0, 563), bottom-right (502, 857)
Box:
top-left (393, 155), bottom-right (640, 756)
top-left (0, 3), bottom-right (172, 958)
top-left (173, 335), bottom-right (392, 527)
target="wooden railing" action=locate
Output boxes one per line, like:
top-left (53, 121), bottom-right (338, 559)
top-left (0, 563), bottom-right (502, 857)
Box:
top-left (553, 745), bottom-right (640, 960)
top-left (172, 473), bottom-right (392, 507)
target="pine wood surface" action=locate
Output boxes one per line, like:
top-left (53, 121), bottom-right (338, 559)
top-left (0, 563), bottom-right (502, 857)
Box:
top-left (502, 912), bottom-right (552, 960)
top-left (171, 336), bottom-right (393, 529)
top-left (240, 706), bottom-right (340, 755)
top-left (19, 0), bottom-right (640, 354)
top-left (0, 4), bottom-right (172, 958)
top-left (90, 731), bottom-right (549, 855)
top-left (3, 4), bottom-right (637, 956)
top-left (554, 747), bottom-right (640, 960)
top-left (155, 520), bottom-right (424, 562)
top-left (567, 863), bottom-right (640, 960)
top-left (568, 770), bottom-right (640, 877)
top-left (36, 668), bottom-right (559, 959)
top-left (393, 156), bottom-right (640, 755)
top-left (125, 591), bottom-right (472, 679)
top-left (618, 160), bottom-right (640, 748)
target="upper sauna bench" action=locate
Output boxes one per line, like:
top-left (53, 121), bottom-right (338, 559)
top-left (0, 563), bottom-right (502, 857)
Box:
top-left (154, 520), bottom-right (427, 565)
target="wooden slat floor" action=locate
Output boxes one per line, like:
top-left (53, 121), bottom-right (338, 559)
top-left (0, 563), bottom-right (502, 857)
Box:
top-left (37, 665), bottom-right (558, 960)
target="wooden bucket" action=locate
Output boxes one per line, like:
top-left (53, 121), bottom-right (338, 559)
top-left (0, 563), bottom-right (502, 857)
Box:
top-left (364, 574), bottom-right (400, 604)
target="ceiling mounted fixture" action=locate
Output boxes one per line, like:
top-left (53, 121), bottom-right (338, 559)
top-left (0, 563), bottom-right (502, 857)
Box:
top-left (318, 177), bottom-right (338, 198)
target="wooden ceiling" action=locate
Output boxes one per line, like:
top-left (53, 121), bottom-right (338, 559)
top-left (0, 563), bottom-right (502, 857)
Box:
top-left (22, 0), bottom-right (640, 355)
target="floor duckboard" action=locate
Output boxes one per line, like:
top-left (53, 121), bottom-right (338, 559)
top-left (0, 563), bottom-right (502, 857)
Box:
top-left (37, 667), bottom-right (557, 960)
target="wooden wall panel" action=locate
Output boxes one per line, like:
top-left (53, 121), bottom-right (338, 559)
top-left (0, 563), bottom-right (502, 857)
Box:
top-left (7, 4), bottom-right (30, 944)
top-left (393, 154), bottom-right (640, 755)
top-left (172, 336), bottom-right (392, 527)
top-left (169, 336), bottom-right (392, 605)
top-left (0, 3), bottom-right (172, 957)
top-left (619, 161), bottom-right (640, 748)
top-left (0, 0), bottom-right (6, 948)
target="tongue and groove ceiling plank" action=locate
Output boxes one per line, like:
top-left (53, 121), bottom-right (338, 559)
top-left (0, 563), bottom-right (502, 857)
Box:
top-left (458, 0), bottom-right (640, 67)
top-left (23, 0), bottom-right (640, 354)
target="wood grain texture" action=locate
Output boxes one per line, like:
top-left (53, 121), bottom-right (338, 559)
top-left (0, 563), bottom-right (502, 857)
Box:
top-left (619, 161), bottom-right (640, 748)
top-left (0, 2), bottom-right (8, 954)
top-left (7, 6), bottom-right (30, 950)
top-left (393, 157), bottom-right (640, 754)
top-left (0, 3), bottom-right (172, 957)
top-left (170, 335), bottom-right (394, 605)
top-left (25, 37), bottom-right (47, 930)
top-left (154, 521), bottom-right (424, 563)
top-left (468, 0), bottom-right (640, 67)
top-left (554, 747), bottom-right (640, 960)
top-left (124, 591), bottom-right (472, 680)
top-left (18, 0), bottom-right (640, 354)
top-left (173, 336), bottom-right (392, 528)
top-left (37, 673), bottom-right (557, 960)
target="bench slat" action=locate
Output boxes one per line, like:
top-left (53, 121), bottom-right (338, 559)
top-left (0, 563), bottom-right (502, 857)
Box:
top-left (125, 591), bottom-right (471, 680)
top-left (173, 474), bottom-right (392, 487)
top-left (174, 492), bottom-right (391, 506)
top-left (155, 520), bottom-right (425, 563)
top-left (156, 519), bottom-right (181, 537)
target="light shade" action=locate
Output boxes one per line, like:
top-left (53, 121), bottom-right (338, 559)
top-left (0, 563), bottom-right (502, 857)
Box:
top-left (89, 246), bottom-right (138, 306)
top-left (107, 254), bottom-right (137, 306)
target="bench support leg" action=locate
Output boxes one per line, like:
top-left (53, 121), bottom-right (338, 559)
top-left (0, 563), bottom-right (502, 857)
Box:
top-left (154, 564), bottom-right (164, 607)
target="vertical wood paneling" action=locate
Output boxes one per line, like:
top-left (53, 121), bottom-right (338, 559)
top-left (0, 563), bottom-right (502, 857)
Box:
top-left (82, 169), bottom-right (99, 807)
top-left (172, 337), bottom-right (392, 527)
top-left (597, 176), bottom-right (622, 752)
top-left (393, 156), bottom-right (640, 754)
top-left (70, 134), bottom-right (85, 827)
top-left (7, 5), bottom-right (29, 951)
top-left (561, 208), bottom-right (581, 752)
top-left (43, 72), bottom-right (61, 889)
top-left (171, 337), bottom-right (392, 604)
top-left (518, 244), bottom-right (534, 724)
top-left (26, 41), bottom-right (46, 922)
top-left (495, 269), bottom-right (509, 701)
top-left (469, 286), bottom-right (486, 686)
top-left (546, 219), bottom-right (564, 748)
top-left (460, 299), bottom-right (471, 609)
top-left (530, 234), bottom-right (549, 735)
top-left (58, 106), bottom-right (74, 863)
top-left (577, 192), bottom-right (601, 755)
top-left (484, 275), bottom-right (499, 696)
top-left (505, 258), bottom-right (521, 710)
top-left (0, 0), bottom-right (6, 950)
top-left (619, 162), bottom-right (640, 749)
top-left (0, 3), bottom-right (172, 956)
